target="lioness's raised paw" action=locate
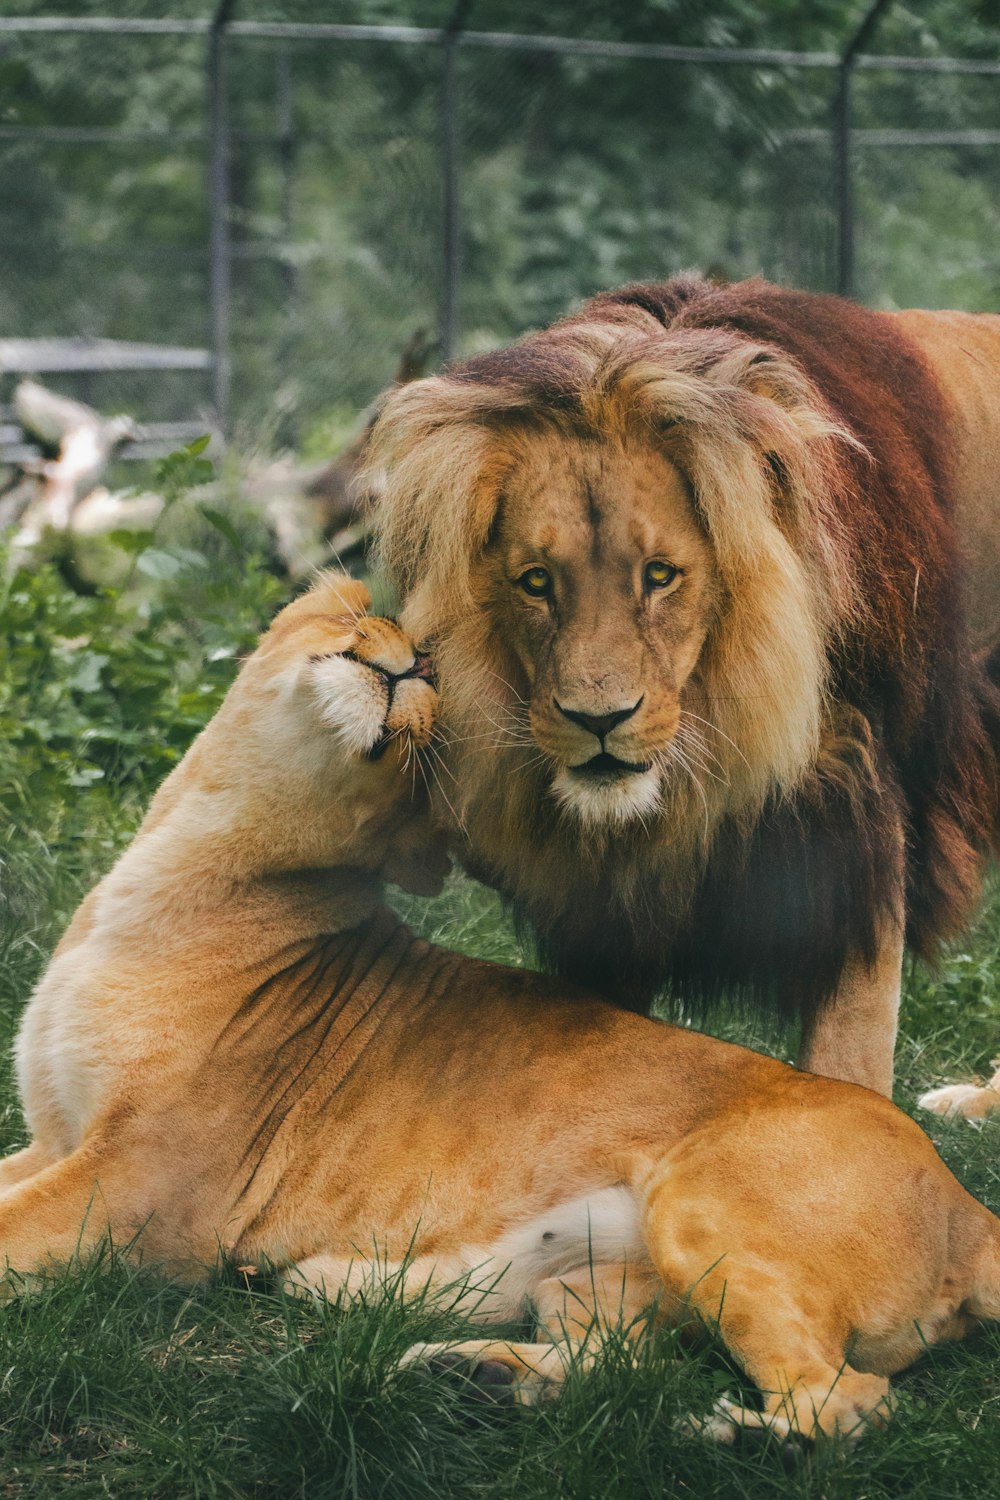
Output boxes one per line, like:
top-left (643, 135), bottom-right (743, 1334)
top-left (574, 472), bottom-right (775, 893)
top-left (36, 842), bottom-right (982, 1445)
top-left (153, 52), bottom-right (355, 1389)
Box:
top-left (309, 616), bottom-right (437, 759)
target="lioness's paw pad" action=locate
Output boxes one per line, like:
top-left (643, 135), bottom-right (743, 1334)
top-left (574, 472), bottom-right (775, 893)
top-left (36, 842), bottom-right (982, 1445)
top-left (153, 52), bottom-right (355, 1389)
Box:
top-left (917, 1083), bottom-right (1000, 1121)
top-left (426, 1353), bottom-right (517, 1404)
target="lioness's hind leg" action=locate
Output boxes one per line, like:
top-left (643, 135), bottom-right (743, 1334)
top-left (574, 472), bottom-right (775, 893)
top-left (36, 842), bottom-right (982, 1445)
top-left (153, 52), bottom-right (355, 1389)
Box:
top-left (687, 1376), bottom-right (894, 1448)
top-left (646, 1187), bottom-right (894, 1443)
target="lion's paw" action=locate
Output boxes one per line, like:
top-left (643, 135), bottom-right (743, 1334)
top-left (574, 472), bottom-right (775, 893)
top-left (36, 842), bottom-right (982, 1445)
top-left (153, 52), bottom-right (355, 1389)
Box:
top-left (917, 1083), bottom-right (1000, 1122)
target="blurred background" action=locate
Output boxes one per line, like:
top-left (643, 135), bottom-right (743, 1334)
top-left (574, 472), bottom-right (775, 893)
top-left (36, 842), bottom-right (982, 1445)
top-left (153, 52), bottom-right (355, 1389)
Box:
top-left (2, 0), bottom-right (999, 466)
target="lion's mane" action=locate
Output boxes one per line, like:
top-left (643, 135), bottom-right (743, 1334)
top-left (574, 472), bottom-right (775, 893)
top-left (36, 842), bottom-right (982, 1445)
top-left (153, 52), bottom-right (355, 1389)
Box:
top-left (370, 277), bottom-right (1000, 1018)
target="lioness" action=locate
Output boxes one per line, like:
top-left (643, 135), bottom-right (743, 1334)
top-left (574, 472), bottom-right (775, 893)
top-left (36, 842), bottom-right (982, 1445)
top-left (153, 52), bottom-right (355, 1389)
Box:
top-left (369, 276), bottom-right (1000, 1097)
top-left (7, 573), bottom-right (1000, 1443)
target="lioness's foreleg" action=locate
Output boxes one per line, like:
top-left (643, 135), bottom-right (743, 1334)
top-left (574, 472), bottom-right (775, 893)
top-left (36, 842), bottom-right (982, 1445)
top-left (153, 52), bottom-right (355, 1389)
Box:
top-left (0, 1145), bottom-right (134, 1283)
top-left (282, 1251), bottom-right (480, 1309)
top-left (796, 919), bottom-right (904, 1097)
top-left (531, 1258), bottom-right (665, 1344)
top-left (401, 1338), bottom-right (582, 1405)
top-left (0, 1142), bottom-right (57, 1196)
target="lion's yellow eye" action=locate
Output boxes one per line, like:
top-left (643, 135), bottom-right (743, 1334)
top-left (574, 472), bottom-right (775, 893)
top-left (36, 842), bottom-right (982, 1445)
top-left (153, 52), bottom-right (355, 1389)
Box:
top-left (518, 567), bottom-right (552, 598)
top-left (644, 560), bottom-right (680, 591)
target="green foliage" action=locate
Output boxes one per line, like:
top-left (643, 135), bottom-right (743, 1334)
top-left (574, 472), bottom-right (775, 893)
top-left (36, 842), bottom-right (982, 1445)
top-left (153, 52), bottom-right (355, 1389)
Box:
top-left (0, 546), bottom-right (280, 854)
top-left (3, 1), bottom-right (1000, 444)
top-left (0, 463), bottom-right (285, 1076)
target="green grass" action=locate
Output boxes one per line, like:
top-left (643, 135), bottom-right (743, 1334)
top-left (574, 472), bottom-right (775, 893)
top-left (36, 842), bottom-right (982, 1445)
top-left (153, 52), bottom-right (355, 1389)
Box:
top-left (3, 535), bottom-right (1000, 1496)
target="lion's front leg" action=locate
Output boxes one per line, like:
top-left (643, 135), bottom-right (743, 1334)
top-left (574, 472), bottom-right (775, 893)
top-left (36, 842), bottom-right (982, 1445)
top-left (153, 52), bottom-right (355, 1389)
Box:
top-left (796, 920), bottom-right (904, 1097)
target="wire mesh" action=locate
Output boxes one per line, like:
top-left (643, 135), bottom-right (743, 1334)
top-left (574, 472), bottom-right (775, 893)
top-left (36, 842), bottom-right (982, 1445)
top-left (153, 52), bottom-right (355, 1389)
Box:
top-left (224, 33), bottom-right (446, 443)
top-left (1, 12), bottom-right (998, 444)
top-left (0, 27), bottom-right (213, 422)
top-left (850, 63), bottom-right (1000, 308)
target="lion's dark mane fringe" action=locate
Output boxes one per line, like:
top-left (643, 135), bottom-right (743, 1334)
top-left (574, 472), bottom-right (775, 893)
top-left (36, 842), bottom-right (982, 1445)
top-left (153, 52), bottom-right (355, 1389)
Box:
top-left (450, 277), bottom-right (1000, 1022)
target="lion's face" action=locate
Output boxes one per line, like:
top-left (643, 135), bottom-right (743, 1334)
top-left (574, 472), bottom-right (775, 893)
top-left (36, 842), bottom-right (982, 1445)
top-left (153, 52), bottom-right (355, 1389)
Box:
top-left (480, 430), bottom-right (719, 828)
top-left (373, 299), bottom-right (848, 944)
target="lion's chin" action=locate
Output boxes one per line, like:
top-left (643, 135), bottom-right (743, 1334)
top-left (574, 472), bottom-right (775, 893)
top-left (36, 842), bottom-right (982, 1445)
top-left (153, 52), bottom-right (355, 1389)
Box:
top-left (551, 763), bottom-right (661, 829)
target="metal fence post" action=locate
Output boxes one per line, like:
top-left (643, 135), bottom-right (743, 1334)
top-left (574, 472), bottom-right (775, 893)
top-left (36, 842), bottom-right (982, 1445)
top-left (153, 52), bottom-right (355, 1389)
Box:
top-left (208, 0), bottom-right (238, 431)
top-left (440, 1), bottom-right (472, 364)
top-left (835, 0), bottom-right (894, 298)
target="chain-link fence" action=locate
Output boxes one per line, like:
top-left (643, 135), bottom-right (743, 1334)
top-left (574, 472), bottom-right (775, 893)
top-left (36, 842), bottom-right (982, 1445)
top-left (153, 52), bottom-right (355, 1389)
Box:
top-left (2, 5), bottom-right (999, 450)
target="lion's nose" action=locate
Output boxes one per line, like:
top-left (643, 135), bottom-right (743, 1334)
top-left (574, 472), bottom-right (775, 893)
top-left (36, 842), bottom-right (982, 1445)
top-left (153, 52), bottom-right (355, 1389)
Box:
top-left (554, 697), bottom-right (643, 740)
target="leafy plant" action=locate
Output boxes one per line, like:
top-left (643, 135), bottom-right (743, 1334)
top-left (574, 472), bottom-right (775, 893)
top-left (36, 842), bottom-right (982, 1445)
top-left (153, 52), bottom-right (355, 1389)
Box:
top-left (0, 454), bottom-right (285, 1054)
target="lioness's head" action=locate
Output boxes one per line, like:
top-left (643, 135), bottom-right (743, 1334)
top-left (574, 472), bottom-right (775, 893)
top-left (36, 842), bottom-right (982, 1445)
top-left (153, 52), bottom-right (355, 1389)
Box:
top-left (369, 283), bottom-right (856, 855)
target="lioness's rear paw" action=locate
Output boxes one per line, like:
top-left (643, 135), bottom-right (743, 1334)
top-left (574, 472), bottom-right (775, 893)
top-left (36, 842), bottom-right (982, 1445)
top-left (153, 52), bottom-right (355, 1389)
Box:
top-left (680, 1398), bottom-right (808, 1469)
top-left (680, 1396), bottom-right (797, 1447)
top-left (399, 1340), bottom-right (562, 1408)
top-left (917, 1083), bottom-right (1000, 1121)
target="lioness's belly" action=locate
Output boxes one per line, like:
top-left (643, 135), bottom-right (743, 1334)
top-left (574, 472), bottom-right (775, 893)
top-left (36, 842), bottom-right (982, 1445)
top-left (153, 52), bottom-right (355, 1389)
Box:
top-left (464, 1184), bottom-right (645, 1321)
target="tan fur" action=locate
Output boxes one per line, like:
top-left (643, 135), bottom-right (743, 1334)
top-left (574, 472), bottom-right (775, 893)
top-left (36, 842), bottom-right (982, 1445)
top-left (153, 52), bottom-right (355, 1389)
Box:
top-left (893, 310), bottom-right (1000, 1115)
top-left (6, 574), bottom-right (1000, 1444)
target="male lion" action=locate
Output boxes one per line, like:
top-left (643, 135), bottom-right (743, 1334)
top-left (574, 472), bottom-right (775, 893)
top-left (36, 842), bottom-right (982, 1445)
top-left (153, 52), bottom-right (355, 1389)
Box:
top-left (369, 276), bottom-right (1000, 1095)
top-left (8, 573), bottom-right (1000, 1443)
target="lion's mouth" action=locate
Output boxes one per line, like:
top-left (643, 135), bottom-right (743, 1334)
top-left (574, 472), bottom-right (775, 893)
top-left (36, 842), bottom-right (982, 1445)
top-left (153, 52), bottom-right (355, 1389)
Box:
top-left (569, 751), bottom-right (654, 779)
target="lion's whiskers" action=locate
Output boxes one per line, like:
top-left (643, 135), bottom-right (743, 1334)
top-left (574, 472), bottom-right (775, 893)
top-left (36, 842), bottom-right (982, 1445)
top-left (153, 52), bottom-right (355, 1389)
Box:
top-left (426, 737), bottom-right (459, 784)
top-left (421, 743), bottom-right (467, 833)
top-left (679, 710), bottom-right (750, 773)
top-left (656, 737), bottom-right (710, 840)
top-left (505, 749), bottom-right (554, 781)
top-left (483, 666), bottom-right (529, 707)
top-left (673, 721), bottom-right (730, 787)
top-left (465, 703), bottom-right (536, 752)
